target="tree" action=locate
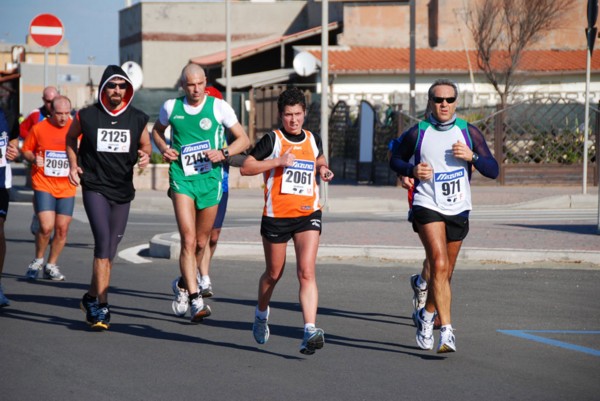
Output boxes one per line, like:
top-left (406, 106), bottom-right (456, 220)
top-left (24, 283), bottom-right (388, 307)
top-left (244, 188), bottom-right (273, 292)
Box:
top-left (467, 0), bottom-right (577, 108)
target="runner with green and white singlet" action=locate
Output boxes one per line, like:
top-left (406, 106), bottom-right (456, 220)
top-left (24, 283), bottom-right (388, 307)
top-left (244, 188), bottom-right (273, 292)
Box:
top-left (152, 63), bottom-right (249, 323)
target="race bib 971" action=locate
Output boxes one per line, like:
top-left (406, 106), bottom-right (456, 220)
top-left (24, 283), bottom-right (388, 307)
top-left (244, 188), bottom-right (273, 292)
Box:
top-left (434, 168), bottom-right (466, 207)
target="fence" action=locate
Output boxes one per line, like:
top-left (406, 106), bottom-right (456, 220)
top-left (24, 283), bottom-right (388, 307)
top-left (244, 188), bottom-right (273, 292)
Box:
top-left (322, 97), bottom-right (599, 186)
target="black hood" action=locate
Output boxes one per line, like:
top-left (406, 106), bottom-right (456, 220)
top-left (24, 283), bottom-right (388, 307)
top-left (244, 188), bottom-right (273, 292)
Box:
top-left (98, 64), bottom-right (135, 117)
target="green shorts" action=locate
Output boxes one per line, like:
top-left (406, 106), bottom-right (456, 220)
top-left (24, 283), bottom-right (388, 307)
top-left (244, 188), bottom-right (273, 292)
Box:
top-left (169, 176), bottom-right (222, 210)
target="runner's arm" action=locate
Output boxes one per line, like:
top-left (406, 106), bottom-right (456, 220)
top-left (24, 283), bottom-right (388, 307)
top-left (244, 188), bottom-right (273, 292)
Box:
top-left (137, 125), bottom-right (152, 168)
top-left (389, 126), bottom-right (418, 178)
top-left (240, 132), bottom-right (292, 176)
top-left (224, 123), bottom-right (250, 157)
top-left (151, 120), bottom-right (178, 162)
top-left (468, 124), bottom-right (499, 179)
top-left (65, 116), bottom-right (83, 186)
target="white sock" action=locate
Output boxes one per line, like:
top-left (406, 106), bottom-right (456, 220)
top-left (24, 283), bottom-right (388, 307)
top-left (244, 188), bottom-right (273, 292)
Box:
top-left (441, 324), bottom-right (453, 332)
top-left (255, 306), bottom-right (269, 320)
top-left (201, 275), bottom-right (211, 287)
top-left (191, 295), bottom-right (204, 306)
top-left (34, 258), bottom-right (44, 266)
top-left (304, 323), bottom-right (316, 332)
top-left (422, 309), bottom-right (435, 322)
top-left (416, 275), bottom-right (427, 290)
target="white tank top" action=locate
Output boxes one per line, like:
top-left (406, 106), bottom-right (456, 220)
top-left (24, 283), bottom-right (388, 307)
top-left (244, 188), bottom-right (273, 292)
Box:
top-left (413, 122), bottom-right (472, 215)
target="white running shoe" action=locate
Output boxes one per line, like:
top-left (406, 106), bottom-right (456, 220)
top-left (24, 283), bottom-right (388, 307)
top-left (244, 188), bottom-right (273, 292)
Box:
top-left (43, 264), bottom-right (65, 281)
top-left (252, 316), bottom-right (270, 344)
top-left (26, 259), bottom-right (44, 280)
top-left (171, 278), bottom-right (189, 316)
top-left (190, 297), bottom-right (211, 323)
top-left (410, 274), bottom-right (427, 312)
top-left (0, 284), bottom-right (10, 307)
top-left (200, 283), bottom-right (213, 298)
top-left (437, 326), bottom-right (456, 353)
top-left (415, 309), bottom-right (434, 350)
top-left (197, 273), bottom-right (214, 298)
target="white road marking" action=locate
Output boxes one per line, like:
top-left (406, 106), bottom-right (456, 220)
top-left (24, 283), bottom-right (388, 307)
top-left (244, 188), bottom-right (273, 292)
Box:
top-left (118, 244), bottom-right (152, 264)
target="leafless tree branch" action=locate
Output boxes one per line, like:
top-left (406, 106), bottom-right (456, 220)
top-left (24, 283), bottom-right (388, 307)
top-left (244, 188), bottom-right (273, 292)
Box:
top-left (467, 0), bottom-right (577, 107)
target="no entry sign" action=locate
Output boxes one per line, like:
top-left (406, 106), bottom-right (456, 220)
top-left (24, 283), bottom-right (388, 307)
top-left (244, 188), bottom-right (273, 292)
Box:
top-left (29, 14), bottom-right (64, 48)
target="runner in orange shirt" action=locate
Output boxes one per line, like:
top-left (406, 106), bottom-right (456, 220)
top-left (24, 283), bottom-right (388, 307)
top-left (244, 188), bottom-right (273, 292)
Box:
top-left (22, 96), bottom-right (77, 281)
top-left (241, 87), bottom-right (334, 355)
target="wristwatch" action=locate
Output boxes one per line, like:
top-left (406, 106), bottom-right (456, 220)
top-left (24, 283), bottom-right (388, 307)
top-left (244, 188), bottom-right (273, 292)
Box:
top-left (221, 148), bottom-right (230, 158)
top-left (471, 152), bottom-right (479, 163)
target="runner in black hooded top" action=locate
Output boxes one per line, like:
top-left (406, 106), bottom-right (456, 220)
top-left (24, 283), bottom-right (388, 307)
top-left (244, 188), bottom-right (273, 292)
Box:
top-left (66, 64), bottom-right (152, 330)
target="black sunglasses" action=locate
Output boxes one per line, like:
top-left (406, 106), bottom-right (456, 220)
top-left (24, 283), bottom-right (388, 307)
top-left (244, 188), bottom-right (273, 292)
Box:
top-left (432, 97), bottom-right (456, 104)
top-left (105, 82), bottom-right (128, 90)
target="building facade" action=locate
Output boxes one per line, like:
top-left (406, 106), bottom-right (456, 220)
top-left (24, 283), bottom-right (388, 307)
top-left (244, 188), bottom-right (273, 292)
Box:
top-left (118, 0), bottom-right (341, 88)
top-left (118, 0), bottom-right (598, 111)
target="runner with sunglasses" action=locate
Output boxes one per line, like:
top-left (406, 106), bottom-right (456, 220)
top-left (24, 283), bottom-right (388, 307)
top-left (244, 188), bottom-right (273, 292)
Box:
top-left (390, 78), bottom-right (498, 353)
top-left (66, 65), bottom-right (152, 330)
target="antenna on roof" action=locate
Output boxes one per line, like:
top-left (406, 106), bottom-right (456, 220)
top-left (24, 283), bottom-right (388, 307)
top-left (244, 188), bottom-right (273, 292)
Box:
top-left (293, 52), bottom-right (318, 77)
top-left (122, 61), bottom-right (144, 91)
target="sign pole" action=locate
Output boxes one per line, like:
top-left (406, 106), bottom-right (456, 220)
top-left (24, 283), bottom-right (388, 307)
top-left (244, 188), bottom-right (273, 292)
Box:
top-left (29, 13), bottom-right (64, 89)
top-left (44, 48), bottom-right (49, 87)
top-left (55, 46), bottom-right (59, 89)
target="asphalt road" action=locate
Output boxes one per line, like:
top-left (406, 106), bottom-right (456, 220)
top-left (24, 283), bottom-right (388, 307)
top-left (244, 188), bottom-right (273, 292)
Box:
top-left (1, 201), bottom-right (599, 401)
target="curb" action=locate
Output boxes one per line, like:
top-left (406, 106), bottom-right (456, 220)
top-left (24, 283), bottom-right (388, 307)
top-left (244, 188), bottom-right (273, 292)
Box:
top-left (148, 235), bottom-right (600, 266)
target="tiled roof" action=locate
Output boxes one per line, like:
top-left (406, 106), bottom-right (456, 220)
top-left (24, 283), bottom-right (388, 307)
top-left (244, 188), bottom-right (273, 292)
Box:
top-left (305, 47), bottom-right (600, 74)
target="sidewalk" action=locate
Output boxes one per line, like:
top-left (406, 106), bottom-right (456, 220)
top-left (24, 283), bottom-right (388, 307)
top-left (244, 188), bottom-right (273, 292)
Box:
top-left (145, 183), bottom-right (600, 266)
top-left (9, 162), bottom-right (599, 264)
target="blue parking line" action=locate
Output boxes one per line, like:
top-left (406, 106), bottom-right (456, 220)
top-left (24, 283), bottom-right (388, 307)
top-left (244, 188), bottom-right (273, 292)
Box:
top-left (498, 330), bottom-right (600, 357)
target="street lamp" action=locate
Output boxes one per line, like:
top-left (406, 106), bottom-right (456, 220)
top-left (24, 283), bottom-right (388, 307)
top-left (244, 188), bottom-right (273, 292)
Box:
top-left (88, 56), bottom-right (95, 104)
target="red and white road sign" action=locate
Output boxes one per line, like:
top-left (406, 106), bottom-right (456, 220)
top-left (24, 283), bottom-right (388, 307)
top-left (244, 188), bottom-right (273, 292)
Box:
top-left (29, 14), bottom-right (64, 48)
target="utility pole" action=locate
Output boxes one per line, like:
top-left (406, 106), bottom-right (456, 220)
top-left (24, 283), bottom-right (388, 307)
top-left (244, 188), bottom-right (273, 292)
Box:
top-left (226, 0), bottom-right (232, 105)
top-left (320, 0), bottom-right (329, 207)
top-left (409, 0), bottom-right (416, 118)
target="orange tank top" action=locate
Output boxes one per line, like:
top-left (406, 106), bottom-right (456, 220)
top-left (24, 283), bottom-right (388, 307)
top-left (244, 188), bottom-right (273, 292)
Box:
top-left (263, 129), bottom-right (321, 218)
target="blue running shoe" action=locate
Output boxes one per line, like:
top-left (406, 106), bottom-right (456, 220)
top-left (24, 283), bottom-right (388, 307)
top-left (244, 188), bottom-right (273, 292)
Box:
top-left (91, 304), bottom-right (111, 331)
top-left (300, 327), bottom-right (325, 355)
top-left (252, 316), bottom-right (269, 344)
top-left (80, 293), bottom-right (98, 324)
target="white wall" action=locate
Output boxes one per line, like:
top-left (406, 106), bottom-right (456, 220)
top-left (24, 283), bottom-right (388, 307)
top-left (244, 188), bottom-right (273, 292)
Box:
top-left (323, 72), bottom-right (600, 111)
top-left (19, 63), bottom-right (106, 116)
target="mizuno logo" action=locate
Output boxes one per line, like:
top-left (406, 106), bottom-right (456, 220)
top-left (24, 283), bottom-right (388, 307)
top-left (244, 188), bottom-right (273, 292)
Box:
top-left (291, 159), bottom-right (314, 171)
top-left (435, 169), bottom-right (464, 182)
top-left (182, 141), bottom-right (210, 153)
top-left (45, 151), bottom-right (66, 158)
top-left (173, 115), bottom-right (185, 120)
top-left (111, 121), bottom-right (118, 125)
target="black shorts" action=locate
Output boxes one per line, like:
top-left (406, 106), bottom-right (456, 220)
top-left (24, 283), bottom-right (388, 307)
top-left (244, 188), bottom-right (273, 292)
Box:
top-left (261, 210), bottom-right (322, 243)
top-left (411, 206), bottom-right (469, 242)
top-left (0, 188), bottom-right (8, 218)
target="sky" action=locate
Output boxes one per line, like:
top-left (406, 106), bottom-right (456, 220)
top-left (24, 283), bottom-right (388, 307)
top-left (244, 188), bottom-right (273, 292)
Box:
top-left (0, 0), bottom-right (223, 66)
